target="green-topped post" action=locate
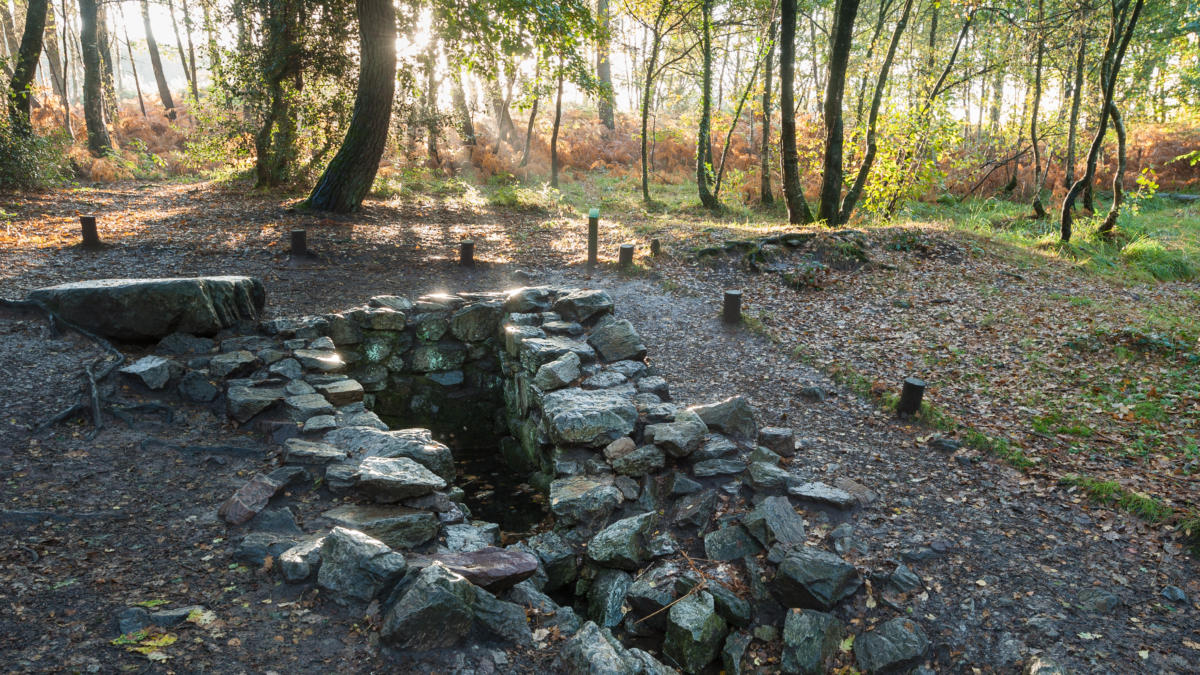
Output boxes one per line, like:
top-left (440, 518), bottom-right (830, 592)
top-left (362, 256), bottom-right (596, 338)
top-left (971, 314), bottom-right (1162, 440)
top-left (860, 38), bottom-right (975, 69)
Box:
top-left (587, 208), bottom-right (600, 271)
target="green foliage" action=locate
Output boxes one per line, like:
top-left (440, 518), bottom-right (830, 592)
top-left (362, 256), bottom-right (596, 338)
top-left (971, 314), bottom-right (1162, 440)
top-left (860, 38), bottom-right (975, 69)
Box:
top-left (0, 117), bottom-right (66, 190)
top-left (488, 183), bottom-right (562, 212)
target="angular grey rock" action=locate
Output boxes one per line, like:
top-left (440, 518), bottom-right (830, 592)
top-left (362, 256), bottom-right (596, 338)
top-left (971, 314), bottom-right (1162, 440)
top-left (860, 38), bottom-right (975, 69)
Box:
top-left (559, 621), bottom-right (672, 674)
top-left (612, 445), bottom-right (665, 477)
top-left (283, 393), bottom-right (334, 421)
top-left (507, 580), bottom-right (582, 634)
top-left (406, 547), bottom-right (537, 592)
top-left (178, 371), bottom-right (219, 402)
top-left (504, 286), bottom-right (554, 313)
top-left (588, 512), bottom-right (657, 570)
top-left (217, 473), bottom-right (282, 525)
top-left (526, 531), bottom-right (578, 591)
top-left (690, 396), bottom-right (757, 440)
top-left (771, 547), bottom-right (862, 610)
top-left (283, 439), bottom-right (346, 465)
top-left (543, 320), bottom-right (585, 336)
top-left (442, 521), bottom-right (500, 552)
top-left (743, 496), bottom-right (807, 550)
top-left (268, 357), bottom-right (303, 380)
top-left (758, 427), bottom-right (796, 457)
top-left (675, 576), bottom-right (751, 628)
top-left (155, 332), bottom-right (215, 355)
top-left (553, 289), bottom-right (614, 322)
top-left (704, 524), bottom-right (763, 561)
top-left (603, 436), bottom-right (636, 461)
top-left (694, 433), bottom-right (738, 461)
top-left (750, 445), bottom-right (783, 465)
top-left (608, 360), bottom-right (648, 378)
top-left (356, 307), bottom-right (407, 330)
top-left (302, 414), bottom-right (338, 433)
top-left (723, 630), bottom-right (752, 675)
top-left (504, 323), bottom-right (546, 356)
top-left (541, 388), bottom-right (637, 447)
top-left (356, 456), bottom-right (447, 502)
top-left (380, 564), bottom-right (471, 648)
top-left (519, 336), bottom-right (596, 371)
top-left (673, 489), bottom-right (718, 529)
top-left (119, 356), bottom-right (180, 389)
top-left (626, 562), bottom-right (683, 630)
top-left (646, 411), bottom-right (708, 457)
top-left (788, 482), bottom-right (857, 509)
top-left (693, 458), bottom-right (747, 477)
top-left (746, 461), bottom-right (791, 490)
top-left (534, 351), bottom-right (581, 391)
top-left (853, 617), bottom-right (929, 673)
top-left (313, 378), bottom-right (363, 406)
top-left (369, 295), bottom-right (414, 312)
top-left (887, 565), bottom-right (923, 594)
top-left (28, 276), bottom-right (265, 341)
top-left (209, 350), bottom-right (257, 378)
top-left (410, 343), bottom-right (466, 372)
top-left (234, 531), bottom-right (297, 566)
top-left (637, 376), bottom-right (670, 400)
top-left (285, 379), bottom-right (315, 396)
top-left (324, 426), bottom-right (455, 482)
top-left (322, 504), bottom-right (438, 550)
top-left (280, 536), bottom-right (324, 583)
top-left (664, 591), bottom-right (727, 674)
top-left (549, 476), bottom-right (623, 527)
top-left (316, 527), bottom-right (407, 602)
top-left (781, 609), bottom-right (842, 675)
top-left (450, 302), bottom-right (503, 342)
top-left (587, 319), bottom-right (647, 362)
top-left (582, 371), bottom-right (628, 389)
top-left (588, 568), bottom-right (632, 628)
top-left (294, 348), bottom-right (345, 372)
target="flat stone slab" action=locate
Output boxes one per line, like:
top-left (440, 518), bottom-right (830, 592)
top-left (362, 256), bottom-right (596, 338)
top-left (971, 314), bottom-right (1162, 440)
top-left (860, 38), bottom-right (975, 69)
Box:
top-left (788, 482), bottom-right (857, 509)
top-left (406, 547), bottom-right (538, 592)
top-left (28, 276), bottom-right (264, 341)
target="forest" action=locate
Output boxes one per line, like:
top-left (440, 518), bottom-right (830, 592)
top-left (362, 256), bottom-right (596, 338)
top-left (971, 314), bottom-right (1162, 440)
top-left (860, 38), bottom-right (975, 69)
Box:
top-left (0, 0), bottom-right (1199, 672)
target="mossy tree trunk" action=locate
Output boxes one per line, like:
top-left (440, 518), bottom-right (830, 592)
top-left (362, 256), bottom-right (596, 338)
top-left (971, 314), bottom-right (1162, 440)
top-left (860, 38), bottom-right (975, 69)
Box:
top-left (779, 0), bottom-right (813, 224)
top-left (816, 0), bottom-right (860, 225)
top-left (8, 0), bottom-right (48, 131)
top-left (79, 0), bottom-right (112, 157)
top-left (696, 0), bottom-right (717, 210)
top-left (759, 18), bottom-right (776, 206)
top-left (305, 0), bottom-right (396, 213)
top-left (141, 0), bottom-right (175, 118)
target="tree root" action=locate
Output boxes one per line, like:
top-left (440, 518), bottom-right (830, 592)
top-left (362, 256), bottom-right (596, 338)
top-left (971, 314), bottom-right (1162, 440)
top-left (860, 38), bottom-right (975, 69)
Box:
top-left (0, 298), bottom-right (124, 439)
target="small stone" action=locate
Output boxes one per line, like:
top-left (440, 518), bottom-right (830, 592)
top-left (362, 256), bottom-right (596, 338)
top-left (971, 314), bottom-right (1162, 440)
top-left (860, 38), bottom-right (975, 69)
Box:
top-left (442, 521), bottom-right (501, 552)
top-left (603, 437), bottom-right (636, 461)
top-left (269, 357), bottom-right (303, 379)
top-left (694, 433), bottom-right (739, 461)
top-left (693, 458), bottom-right (747, 477)
top-left (798, 386), bottom-right (827, 401)
top-left (637, 376), bottom-right (670, 400)
top-left (155, 332), bottom-right (215, 355)
top-left (853, 618), bottom-right (929, 673)
top-left (553, 289), bottom-right (614, 322)
top-left (771, 547), bottom-right (861, 610)
top-left (526, 531), bottom-right (578, 592)
top-left (450, 303), bottom-right (503, 342)
top-left (283, 393), bottom-right (334, 421)
top-left (294, 348), bottom-right (344, 372)
top-left (887, 565), bottom-right (923, 594)
top-left (704, 524), bottom-right (763, 561)
top-left (226, 384), bottom-right (286, 422)
top-left (317, 527), bottom-right (407, 602)
top-left (314, 379), bottom-right (364, 406)
top-left (406, 546), bottom-right (538, 592)
top-left (723, 631), bottom-right (752, 675)
top-left (673, 489), bottom-right (718, 529)
top-left (218, 473), bottom-right (282, 525)
top-left (209, 350), bottom-right (257, 378)
top-left (234, 531), bottom-right (297, 566)
top-left (178, 371), bottom-right (218, 402)
top-left (1077, 587), bottom-right (1120, 613)
top-left (588, 512), bottom-right (657, 570)
top-left (533, 351), bottom-right (581, 391)
top-left (588, 568), bottom-right (632, 627)
top-left (612, 445), bottom-right (665, 477)
top-left (689, 396), bottom-right (757, 439)
top-left (663, 591), bottom-right (727, 674)
top-left (758, 426), bottom-right (796, 457)
top-left (582, 371), bottom-right (628, 389)
top-left (587, 318), bottom-right (647, 362)
top-left (322, 504), bottom-right (438, 550)
top-left (788, 482), bottom-right (857, 509)
top-left (369, 295), bottom-right (414, 312)
top-left (549, 477), bottom-right (623, 528)
top-left (356, 456), bottom-right (447, 502)
top-left (119, 356), bottom-right (181, 390)
top-left (324, 426), bottom-right (455, 482)
top-left (280, 536), bottom-right (324, 583)
top-left (671, 474), bottom-right (703, 495)
top-left (283, 439), bottom-right (346, 465)
top-left (285, 379), bottom-right (316, 395)
top-left (504, 287), bottom-right (554, 313)
top-left (746, 461), bottom-right (791, 490)
top-left (302, 414), bottom-right (337, 433)
top-left (743, 495), bottom-right (807, 550)
top-left (541, 388), bottom-right (637, 448)
top-left (1162, 585), bottom-right (1188, 603)
top-left (646, 411), bottom-right (708, 457)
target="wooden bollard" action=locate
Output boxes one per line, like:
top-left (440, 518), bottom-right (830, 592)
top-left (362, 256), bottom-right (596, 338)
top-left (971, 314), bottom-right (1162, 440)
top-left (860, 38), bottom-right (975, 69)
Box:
top-left (587, 208), bottom-right (599, 271)
top-left (618, 244), bottom-right (634, 269)
top-left (650, 238), bottom-right (661, 256)
top-left (897, 377), bottom-right (926, 416)
top-left (460, 240), bottom-right (475, 267)
top-left (722, 289), bottom-right (742, 324)
top-left (290, 229), bottom-right (307, 258)
top-left (79, 215), bottom-right (100, 247)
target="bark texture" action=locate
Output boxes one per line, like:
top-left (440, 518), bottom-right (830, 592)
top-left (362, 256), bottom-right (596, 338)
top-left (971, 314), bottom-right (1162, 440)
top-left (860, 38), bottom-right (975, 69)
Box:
top-left (79, 0), bottom-right (112, 156)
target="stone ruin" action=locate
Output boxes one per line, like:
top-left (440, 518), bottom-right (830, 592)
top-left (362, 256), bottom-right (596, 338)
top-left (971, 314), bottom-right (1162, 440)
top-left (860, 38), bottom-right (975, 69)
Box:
top-left (34, 276), bottom-right (931, 674)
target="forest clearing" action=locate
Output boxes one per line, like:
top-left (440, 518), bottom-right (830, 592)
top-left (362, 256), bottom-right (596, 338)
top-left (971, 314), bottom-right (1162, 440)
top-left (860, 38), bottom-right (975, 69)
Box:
top-left (1, 0), bottom-right (1198, 673)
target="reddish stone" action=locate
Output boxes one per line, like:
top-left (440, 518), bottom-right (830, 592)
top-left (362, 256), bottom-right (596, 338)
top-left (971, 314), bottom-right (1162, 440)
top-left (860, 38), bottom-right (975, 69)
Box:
top-left (218, 473), bottom-right (282, 525)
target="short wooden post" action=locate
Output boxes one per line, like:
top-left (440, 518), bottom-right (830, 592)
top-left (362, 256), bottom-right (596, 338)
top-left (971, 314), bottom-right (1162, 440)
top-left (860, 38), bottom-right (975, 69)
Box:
top-left (650, 238), bottom-right (662, 256)
top-left (290, 229), bottom-right (307, 258)
top-left (79, 215), bottom-right (100, 247)
top-left (722, 289), bottom-right (742, 324)
top-left (460, 240), bottom-right (475, 267)
top-left (618, 244), bottom-right (634, 269)
top-left (587, 208), bottom-right (599, 270)
top-left (897, 377), bottom-right (926, 416)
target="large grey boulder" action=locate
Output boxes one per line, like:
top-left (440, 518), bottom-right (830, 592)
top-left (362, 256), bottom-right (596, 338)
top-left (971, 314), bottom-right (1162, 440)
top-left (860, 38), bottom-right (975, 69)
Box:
top-left (355, 456), bottom-right (446, 502)
top-left (534, 351), bottom-right (581, 390)
top-left (664, 591), bottom-right (728, 674)
top-left (550, 476), bottom-right (623, 527)
top-left (542, 388), bottom-right (638, 447)
top-left (559, 621), bottom-right (673, 674)
top-left (853, 618), bottom-right (929, 673)
top-left (380, 562), bottom-right (533, 649)
top-left (645, 411), bottom-right (708, 457)
top-left (588, 568), bottom-right (632, 627)
top-left (323, 426), bottom-right (455, 482)
top-left (689, 396), bottom-right (758, 440)
top-left (743, 496), bottom-right (807, 550)
top-left (588, 512), bottom-right (657, 570)
top-left (771, 547), bottom-right (862, 610)
top-left (781, 609), bottom-right (842, 674)
top-left (553, 289), bottom-right (614, 323)
top-left (28, 276), bottom-right (265, 341)
top-left (322, 504), bottom-right (438, 550)
top-left (118, 355), bottom-right (182, 389)
top-left (316, 527), bottom-right (407, 602)
top-left (587, 318), bottom-right (647, 362)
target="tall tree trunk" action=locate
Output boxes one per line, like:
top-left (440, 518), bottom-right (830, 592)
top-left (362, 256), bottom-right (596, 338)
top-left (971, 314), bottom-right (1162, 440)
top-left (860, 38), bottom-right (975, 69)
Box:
top-left (550, 60), bottom-right (564, 188)
top-left (180, 0), bottom-right (198, 99)
top-left (760, 17), bottom-right (776, 205)
top-left (423, 40), bottom-right (440, 166)
top-left (1099, 104), bottom-right (1126, 234)
top-left (141, 0), bottom-right (175, 118)
top-left (8, 0), bottom-right (49, 130)
top-left (987, 65), bottom-right (1003, 137)
top-left (451, 70), bottom-right (475, 146)
top-left (121, 16), bottom-right (147, 118)
top-left (1064, 32), bottom-right (1085, 189)
top-left (1060, 0), bottom-right (1144, 242)
top-left (78, 0), bottom-right (110, 156)
top-left (696, 0), bottom-right (717, 210)
top-left (595, 0), bottom-right (614, 129)
top-left (167, 0), bottom-right (194, 100)
top-left (43, 1), bottom-right (64, 109)
top-left (780, 0), bottom-right (813, 223)
top-left (96, 3), bottom-right (117, 125)
top-left (1029, 0), bottom-right (1046, 219)
top-left (305, 0), bottom-right (396, 213)
top-left (519, 63), bottom-right (540, 167)
top-left (715, 40), bottom-right (764, 200)
top-left (640, 24), bottom-right (662, 203)
top-left (840, 0), bottom-right (912, 223)
top-left (817, 0), bottom-right (861, 225)
top-left (0, 2), bottom-right (19, 59)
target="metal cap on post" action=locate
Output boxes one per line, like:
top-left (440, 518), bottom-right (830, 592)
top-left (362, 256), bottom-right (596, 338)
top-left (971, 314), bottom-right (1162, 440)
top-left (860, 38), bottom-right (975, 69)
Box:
top-left (290, 229), bottom-right (307, 258)
top-left (587, 208), bottom-right (599, 271)
top-left (79, 215), bottom-right (100, 248)
top-left (722, 289), bottom-right (742, 324)
top-left (460, 240), bottom-right (475, 267)
top-left (618, 244), bottom-right (634, 269)
top-left (897, 377), bottom-right (926, 416)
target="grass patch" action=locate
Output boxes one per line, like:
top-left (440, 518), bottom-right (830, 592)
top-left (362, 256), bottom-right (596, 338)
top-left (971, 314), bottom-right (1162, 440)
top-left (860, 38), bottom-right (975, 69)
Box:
top-left (1059, 474), bottom-right (1177, 525)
